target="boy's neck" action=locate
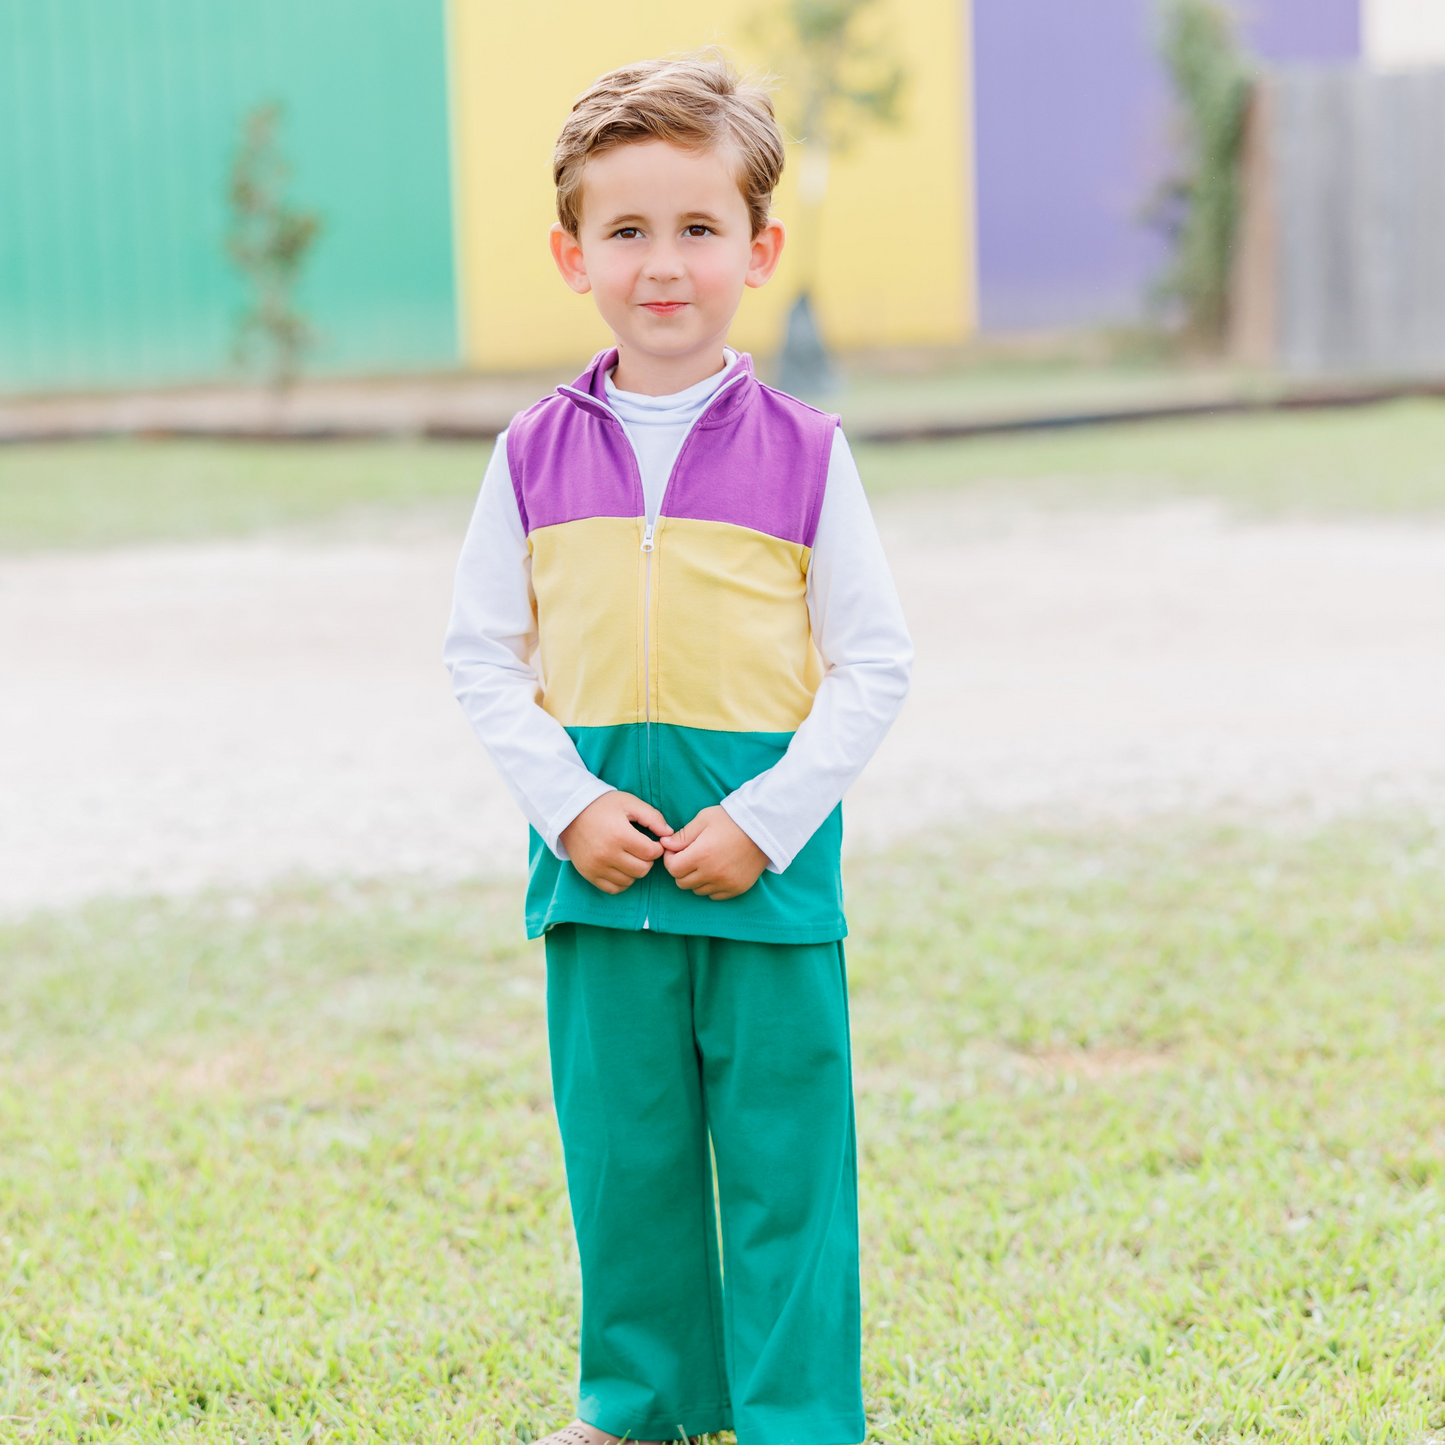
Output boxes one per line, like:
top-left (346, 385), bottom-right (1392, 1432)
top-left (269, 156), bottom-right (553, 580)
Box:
top-left (610, 341), bottom-right (729, 397)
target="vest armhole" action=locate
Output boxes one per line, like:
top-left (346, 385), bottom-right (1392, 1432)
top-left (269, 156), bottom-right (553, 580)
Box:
top-left (802, 414), bottom-right (841, 551)
top-left (504, 420), bottom-right (530, 536)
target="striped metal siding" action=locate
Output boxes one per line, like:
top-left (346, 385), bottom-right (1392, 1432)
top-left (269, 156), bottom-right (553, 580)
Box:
top-left (0, 0), bottom-right (456, 389)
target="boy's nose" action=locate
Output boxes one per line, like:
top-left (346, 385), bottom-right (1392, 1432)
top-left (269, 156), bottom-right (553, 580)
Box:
top-left (643, 245), bottom-right (685, 281)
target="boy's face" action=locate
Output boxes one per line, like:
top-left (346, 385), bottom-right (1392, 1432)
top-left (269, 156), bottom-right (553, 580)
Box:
top-left (550, 141), bottom-right (784, 389)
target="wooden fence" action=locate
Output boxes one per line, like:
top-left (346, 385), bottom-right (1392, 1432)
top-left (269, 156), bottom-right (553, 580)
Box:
top-left (1232, 65), bottom-right (1445, 375)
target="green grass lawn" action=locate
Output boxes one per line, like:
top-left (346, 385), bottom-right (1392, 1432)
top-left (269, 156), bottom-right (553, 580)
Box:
top-left (0, 439), bottom-right (492, 551)
top-left (4, 820), bottom-right (1444, 1442)
top-left (4, 396), bottom-right (1445, 552)
top-left (832, 352), bottom-right (1229, 430)
top-left (853, 398), bottom-right (1445, 515)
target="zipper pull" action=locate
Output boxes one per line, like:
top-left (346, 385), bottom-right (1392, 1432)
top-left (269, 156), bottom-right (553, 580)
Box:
top-left (641, 521), bottom-right (656, 553)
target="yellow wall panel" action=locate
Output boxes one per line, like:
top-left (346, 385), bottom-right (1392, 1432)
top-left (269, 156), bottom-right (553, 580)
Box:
top-left (448, 0), bottom-right (975, 370)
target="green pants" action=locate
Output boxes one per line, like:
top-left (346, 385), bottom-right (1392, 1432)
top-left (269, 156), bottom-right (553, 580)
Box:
top-left (544, 923), bottom-right (864, 1445)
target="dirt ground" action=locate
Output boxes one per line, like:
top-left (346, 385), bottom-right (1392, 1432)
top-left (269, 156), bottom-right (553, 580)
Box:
top-left (5, 494), bottom-right (1445, 915)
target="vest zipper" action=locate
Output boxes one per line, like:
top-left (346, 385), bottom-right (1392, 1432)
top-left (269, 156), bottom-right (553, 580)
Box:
top-left (640, 520), bottom-right (656, 801)
top-left (631, 375), bottom-right (743, 829)
top-left (556, 367), bottom-right (749, 927)
top-left (558, 369), bottom-right (749, 803)
top-left (640, 520), bottom-right (657, 929)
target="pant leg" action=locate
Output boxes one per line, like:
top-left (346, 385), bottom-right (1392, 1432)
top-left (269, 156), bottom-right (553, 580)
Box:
top-left (544, 923), bottom-right (733, 1440)
top-left (693, 936), bottom-right (865, 1445)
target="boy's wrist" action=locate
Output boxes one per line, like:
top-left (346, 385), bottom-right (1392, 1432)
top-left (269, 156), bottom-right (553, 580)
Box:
top-left (718, 796), bottom-right (784, 875)
top-left (550, 780), bottom-right (618, 860)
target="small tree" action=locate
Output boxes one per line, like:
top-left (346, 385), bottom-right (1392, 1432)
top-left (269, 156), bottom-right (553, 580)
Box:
top-left (754, 0), bottom-right (906, 391)
top-left (1153, 0), bottom-right (1253, 348)
top-left (226, 102), bottom-right (323, 391)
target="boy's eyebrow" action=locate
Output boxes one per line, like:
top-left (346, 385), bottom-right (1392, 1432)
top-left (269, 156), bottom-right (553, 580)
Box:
top-left (601, 209), bottom-right (726, 228)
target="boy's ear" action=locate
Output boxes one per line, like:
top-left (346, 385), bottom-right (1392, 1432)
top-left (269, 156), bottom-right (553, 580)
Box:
top-left (745, 218), bottom-right (786, 290)
top-left (550, 223), bottom-right (593, 295)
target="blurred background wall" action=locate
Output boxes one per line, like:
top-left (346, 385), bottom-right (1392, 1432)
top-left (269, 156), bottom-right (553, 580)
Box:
top-left (0, 0), bottom-right (457, 389)
top-left (972, 0), bottom-right (1359, 331)
top-left (2, 0), bottom-right (1444, 390)
top-left (0, 0), bottom-right (973, 388)
top-left (446, 0), bottom-right (974, 369)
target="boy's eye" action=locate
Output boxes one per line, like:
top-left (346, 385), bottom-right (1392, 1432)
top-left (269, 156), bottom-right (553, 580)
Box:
top-left (684, 225), bottom-right (712, 237)
top-left (613, 227), bottom-right (641, 239)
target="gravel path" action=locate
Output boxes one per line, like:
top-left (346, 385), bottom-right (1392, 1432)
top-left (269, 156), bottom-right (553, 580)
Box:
top-left (5, 496), bottom-right (1445, 914)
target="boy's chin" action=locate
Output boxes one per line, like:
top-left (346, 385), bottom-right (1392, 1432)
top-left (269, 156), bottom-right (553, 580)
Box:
top-left (622, 317), bottom-right (695, 341)
top-left (617, 325), bottom-right (721, 357)
top-left (606, 310), bottom-right (723, 349)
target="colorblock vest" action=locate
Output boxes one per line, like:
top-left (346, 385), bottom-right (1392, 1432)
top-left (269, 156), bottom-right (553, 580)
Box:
top-left (508, 349), bottom-right (846, 943)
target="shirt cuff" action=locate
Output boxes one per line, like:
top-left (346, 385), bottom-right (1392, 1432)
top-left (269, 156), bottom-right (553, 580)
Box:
top-left (719, 794), bottom-right (790, 875)
top-left (545, 777), bottom-right (617, 860)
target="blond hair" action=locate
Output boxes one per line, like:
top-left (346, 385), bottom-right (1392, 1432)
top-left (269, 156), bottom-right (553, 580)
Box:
top-left (553, 53), bottom-right (785, 238)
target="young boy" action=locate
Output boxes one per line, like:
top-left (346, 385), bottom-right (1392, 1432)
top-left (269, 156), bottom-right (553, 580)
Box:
top-left (444, 55), bottom-right (911, 1445)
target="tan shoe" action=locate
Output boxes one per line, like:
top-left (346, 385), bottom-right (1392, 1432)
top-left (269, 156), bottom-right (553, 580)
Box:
top-left (535, 1423), bottom-right (675, 1445)
top-left (535, 1425), bottom-right (607, 1445)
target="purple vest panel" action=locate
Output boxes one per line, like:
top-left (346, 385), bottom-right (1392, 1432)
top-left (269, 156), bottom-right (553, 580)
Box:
top-left (506, 349), bottom-right (837, 547)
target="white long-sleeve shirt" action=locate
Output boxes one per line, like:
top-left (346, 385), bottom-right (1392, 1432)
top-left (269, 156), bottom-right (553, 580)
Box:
top-left (443, 368), bottom-right (912, 873)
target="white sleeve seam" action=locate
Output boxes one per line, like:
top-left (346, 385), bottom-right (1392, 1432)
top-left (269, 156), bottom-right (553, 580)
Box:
top-left (544, 777), bottom-right (617, 859)
top-left (719, 794), bottom-right (791, 875)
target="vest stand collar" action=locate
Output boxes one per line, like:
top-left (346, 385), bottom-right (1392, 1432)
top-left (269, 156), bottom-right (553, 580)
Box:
top-left (558, 348), bottom-right (757, 427)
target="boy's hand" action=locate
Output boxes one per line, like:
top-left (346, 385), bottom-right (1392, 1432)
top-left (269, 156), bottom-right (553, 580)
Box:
top-left (561, 792), bottom-right (673, 894)
top-left (660, 806), bottom-right (769, 901)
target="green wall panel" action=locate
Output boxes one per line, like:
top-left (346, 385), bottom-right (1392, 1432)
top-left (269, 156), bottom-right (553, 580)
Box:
top-left (0, 0), bottom-right (457, 389)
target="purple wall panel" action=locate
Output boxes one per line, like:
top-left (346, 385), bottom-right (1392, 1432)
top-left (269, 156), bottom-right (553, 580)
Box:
top-left (1240, 0), bottom-right (1359, 62)
top-left (973, 0), bottom-right (1361, 331)
top-left (974, 0), bottom-right (1171, 329)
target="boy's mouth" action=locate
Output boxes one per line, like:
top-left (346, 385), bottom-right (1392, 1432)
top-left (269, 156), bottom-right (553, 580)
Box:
top-left (640, 301), bottom-right (687, 315)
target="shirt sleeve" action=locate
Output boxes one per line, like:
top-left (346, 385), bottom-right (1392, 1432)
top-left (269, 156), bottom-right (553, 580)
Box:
top-left (442, 430), bottom-right (615, 858)
top-left (719, 428), bottom-right (913, 872)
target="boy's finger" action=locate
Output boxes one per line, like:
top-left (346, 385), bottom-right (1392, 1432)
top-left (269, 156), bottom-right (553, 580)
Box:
top-left (621, 829), bottom-right (664, 862)
top-left (673, 863), bottom-right (716, 892)
top-left (664, 846), bottom-right (697, 880)
top-left (623, 797), bottom-right (673, 838)
top-left (607, 851), bottom-right (651, 880)
top-left (584, 864), bottom-right (638, 892)
top-left (659, 817), bottom-right (698, 852)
